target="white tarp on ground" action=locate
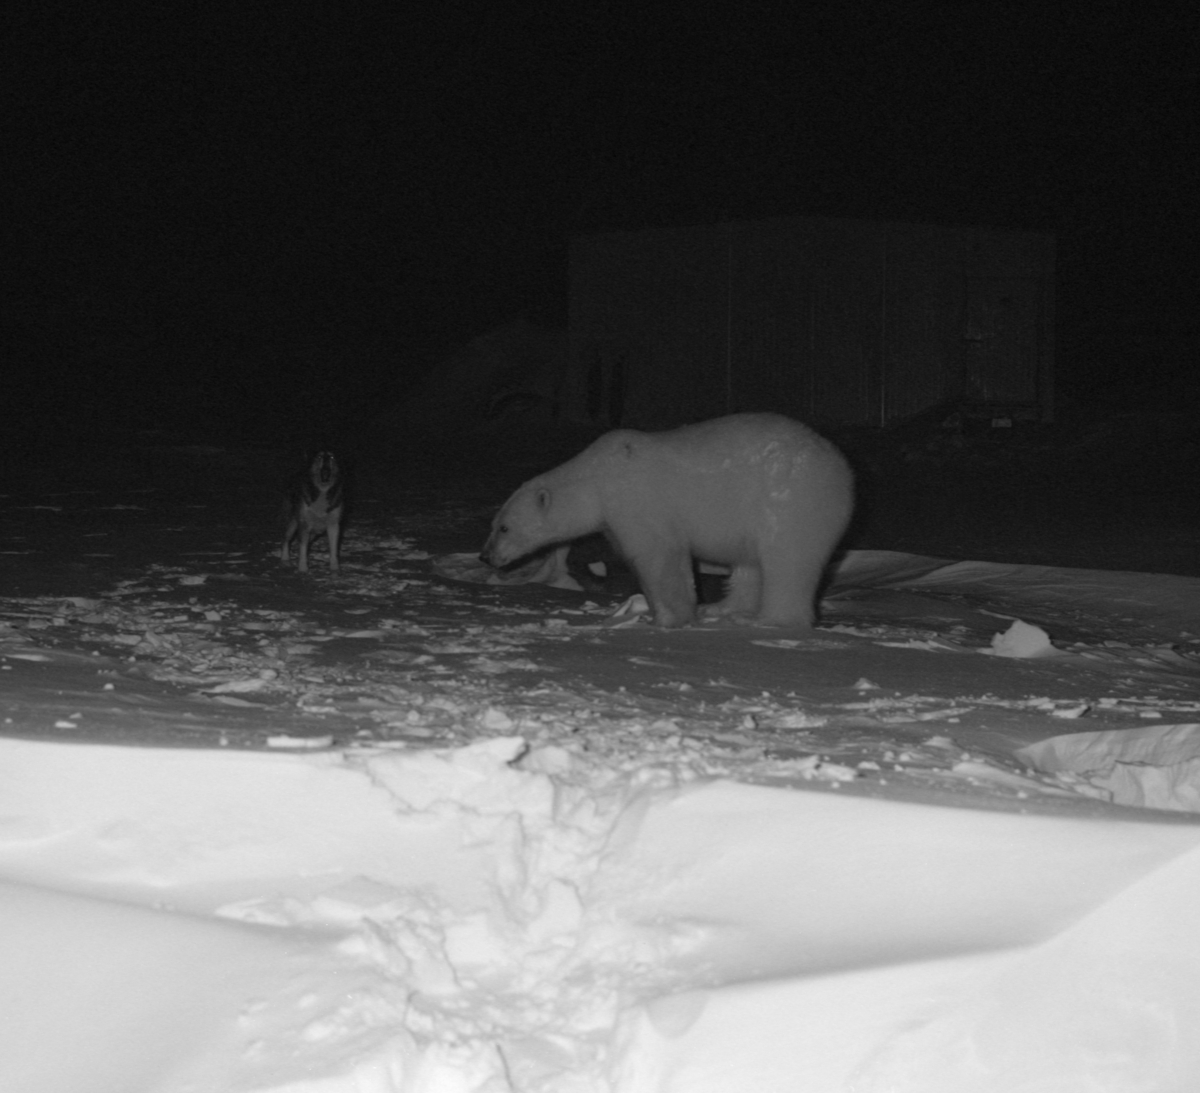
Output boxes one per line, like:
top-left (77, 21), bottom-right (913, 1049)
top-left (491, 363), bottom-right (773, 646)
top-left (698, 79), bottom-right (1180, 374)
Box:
top-left (830, 549), bottom-right (1200, 640)
top-left (3, 728), bottom-right (1200, 1093)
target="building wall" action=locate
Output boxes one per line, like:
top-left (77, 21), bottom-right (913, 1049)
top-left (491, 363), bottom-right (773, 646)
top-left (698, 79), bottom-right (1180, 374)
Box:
top-left (728, 217), bottom-right (883, 424)
top-left (566, 215), bottom-right (1054, 428)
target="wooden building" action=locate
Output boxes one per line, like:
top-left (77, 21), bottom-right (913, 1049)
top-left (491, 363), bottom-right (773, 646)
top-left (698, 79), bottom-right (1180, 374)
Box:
top-left (563, 215), bottom-right (1055, 429)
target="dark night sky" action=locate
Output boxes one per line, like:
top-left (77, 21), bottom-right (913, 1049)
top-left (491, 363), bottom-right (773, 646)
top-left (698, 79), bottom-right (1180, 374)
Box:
top-left (3, 2), bottom-right (1197, 441)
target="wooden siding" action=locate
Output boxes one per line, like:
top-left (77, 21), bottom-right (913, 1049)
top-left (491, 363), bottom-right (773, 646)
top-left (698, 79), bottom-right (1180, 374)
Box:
top-left (567, 216), bottom-right (1054, 428)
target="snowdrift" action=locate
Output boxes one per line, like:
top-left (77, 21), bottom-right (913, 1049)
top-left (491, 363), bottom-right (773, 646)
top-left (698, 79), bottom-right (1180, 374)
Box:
top-left (3, 732), bottom-right (1200, 1093)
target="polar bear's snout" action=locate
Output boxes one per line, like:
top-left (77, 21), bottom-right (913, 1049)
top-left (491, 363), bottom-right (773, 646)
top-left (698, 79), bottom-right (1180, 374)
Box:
top-left (481, 527), bottom-right (522, 568)
top-left (479, 534), bottom-right (502, 568)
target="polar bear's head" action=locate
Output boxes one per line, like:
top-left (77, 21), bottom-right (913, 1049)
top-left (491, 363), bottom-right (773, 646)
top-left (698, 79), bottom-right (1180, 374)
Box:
top-left (481, 468), bottom-right (606, 569)
top-left (480, 485), bottom-right (555, 568)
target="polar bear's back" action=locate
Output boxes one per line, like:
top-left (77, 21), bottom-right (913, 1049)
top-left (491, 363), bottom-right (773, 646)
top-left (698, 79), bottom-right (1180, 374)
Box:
top-left (590, 414), bottom-right (851, 561)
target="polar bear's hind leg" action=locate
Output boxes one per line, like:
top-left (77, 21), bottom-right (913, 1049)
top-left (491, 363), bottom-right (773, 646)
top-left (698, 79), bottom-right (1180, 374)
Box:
top-left (698, 563), bottom-right (761, 620)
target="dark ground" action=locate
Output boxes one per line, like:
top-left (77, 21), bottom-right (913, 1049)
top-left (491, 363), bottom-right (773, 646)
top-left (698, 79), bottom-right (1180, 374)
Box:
top-left (5, 403), bottom-right (1199, 592)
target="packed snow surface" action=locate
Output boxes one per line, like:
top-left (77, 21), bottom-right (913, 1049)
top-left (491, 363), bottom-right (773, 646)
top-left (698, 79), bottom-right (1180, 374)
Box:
top-left (4, 731), bottom-right (1200, 1093)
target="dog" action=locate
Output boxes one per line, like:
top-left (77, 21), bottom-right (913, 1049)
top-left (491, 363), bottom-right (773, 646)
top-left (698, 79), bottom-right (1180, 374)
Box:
top-left (281, 451), bottom-right (344, 573)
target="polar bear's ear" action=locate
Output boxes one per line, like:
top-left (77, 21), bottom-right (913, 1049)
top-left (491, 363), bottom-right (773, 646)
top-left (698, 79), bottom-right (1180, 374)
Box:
top-left (535, 488), bottom-right (550, 511)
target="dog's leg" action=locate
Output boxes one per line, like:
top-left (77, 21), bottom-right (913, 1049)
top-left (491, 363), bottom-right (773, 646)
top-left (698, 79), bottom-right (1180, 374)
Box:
top-left (326, 520), bottom-right (341, 572)
top-left (282, 518), bottom-right (297, 564)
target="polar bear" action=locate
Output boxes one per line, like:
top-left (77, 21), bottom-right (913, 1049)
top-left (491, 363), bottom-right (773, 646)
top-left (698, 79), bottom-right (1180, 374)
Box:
top-left (481, 413), bottom-right (854, 628)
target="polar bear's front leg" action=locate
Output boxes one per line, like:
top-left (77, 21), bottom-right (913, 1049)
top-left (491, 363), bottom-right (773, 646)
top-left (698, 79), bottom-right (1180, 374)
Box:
top-left (631, 547), bottom-right (698, 628)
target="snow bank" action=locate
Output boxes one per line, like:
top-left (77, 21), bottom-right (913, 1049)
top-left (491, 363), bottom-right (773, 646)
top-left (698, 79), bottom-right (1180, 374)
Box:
top-left (1021, 723), bottom-right (1200, 812)
top-left (3, 735), bottom-right (1200, 1092)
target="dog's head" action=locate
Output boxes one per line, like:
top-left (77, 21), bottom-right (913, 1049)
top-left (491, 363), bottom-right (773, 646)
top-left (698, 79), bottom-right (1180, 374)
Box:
top-left (309, 451), bottom-right (339, 486)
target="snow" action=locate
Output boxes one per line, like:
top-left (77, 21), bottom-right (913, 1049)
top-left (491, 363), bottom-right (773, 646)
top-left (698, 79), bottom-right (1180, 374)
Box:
top-left (1021, 722), bottom-right (1200, 812)
top-left (4, 728), bottom-right (1200, 1092)
top-left (5, 491), bottom-right (1200, 1093)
